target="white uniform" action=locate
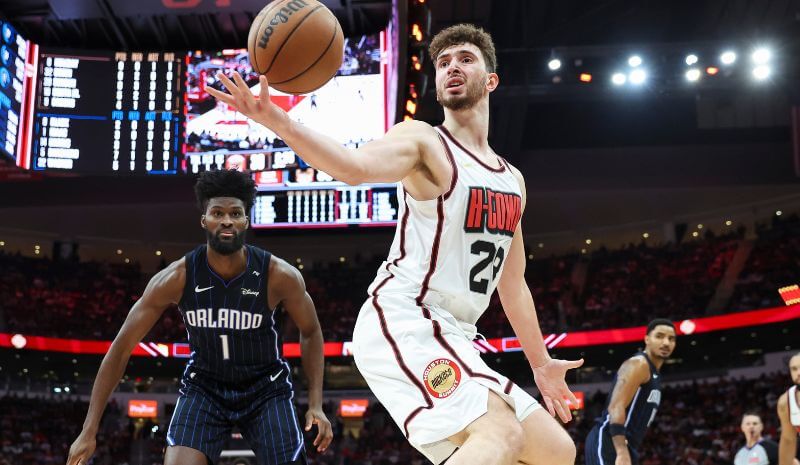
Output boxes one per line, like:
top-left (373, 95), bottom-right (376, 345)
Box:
top-left (352, 125), bottom-right (541, 464)
top-left (789, 385), bottom-right (800, 434)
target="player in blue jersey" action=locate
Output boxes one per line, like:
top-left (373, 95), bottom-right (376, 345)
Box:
top-left (67, 169), bottom-right (332, 465)
top-left (585, 319), bottom-right (677, 465)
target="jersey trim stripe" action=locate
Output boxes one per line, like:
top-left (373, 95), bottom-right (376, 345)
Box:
top-left (625, 387), bottom-right (642, 427)
top-left (435, 129), bottom-right (459, 201)
top-left (415, 197), bottom-right (445, 306)
top-left (369, 211), bottom-right (435, 438)
top-left (427, 312), bottom-right (500, 384)
top-left (372, 295), bottom-right (434, 438)
top-left (597, 417), bottom-right (609, 465)
top-left (438, 125), bottom-right (506, 173)
top-left (504, 379), bottom-right (513, 395)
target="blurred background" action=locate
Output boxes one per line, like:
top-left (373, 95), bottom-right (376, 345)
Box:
top-left (0, 0), bottom-right (799, 463)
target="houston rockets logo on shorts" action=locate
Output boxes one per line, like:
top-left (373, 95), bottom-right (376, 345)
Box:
top-left (464, 187), bottom-right (522, 237)
top-left (423, 359), bottom-right (462, 399)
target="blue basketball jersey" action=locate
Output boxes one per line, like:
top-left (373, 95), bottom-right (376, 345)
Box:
top-left (178, 244), bottom-right (285, 384)
top-left (597, 352), bottom-right (662, 450)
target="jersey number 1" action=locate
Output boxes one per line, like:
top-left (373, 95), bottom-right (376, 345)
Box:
top-left (219, 334), bottom-right (230, 360)
top-left (469, 240), bottom-right (505, 294)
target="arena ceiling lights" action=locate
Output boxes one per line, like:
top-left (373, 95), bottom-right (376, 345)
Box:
top-left (544, 42), bottom-right (780, 89)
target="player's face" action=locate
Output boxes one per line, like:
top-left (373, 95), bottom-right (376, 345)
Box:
top-left (434, 43), bottom-right (497, 111)
top-left (790, 354), bottom-right (800, 386)
top-left (644, 325), bottom-right (676, 360)
top-left (202, 197), bottom-right (248, 255)
top-left (740, 415), bottom-right (763, 438)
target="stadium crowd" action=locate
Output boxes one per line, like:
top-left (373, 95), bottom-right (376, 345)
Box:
top-left (0, 370), bottom-right (793, 464)
top-left (0, 213), bottom-right (796, 343)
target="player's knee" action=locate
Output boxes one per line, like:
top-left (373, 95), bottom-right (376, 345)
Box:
top-left (550, 431), bottom-right (576, 465)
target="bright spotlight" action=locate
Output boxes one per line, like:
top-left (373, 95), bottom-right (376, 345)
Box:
top-left (720, 51), bottom-right (737, 65)
top-left (611, 72), bottom-right (627, 85)
top-left (685, 69), bottom-right (701, 82)
top-left (751, 48), bottom-right (771, 64)
top-left (628, 55), bottom-right (642, 67)
top-left (548, 59), bottom-right (561, 71)
top-left (752, 65), bottom-right (771, 80)
top-left (685, 54), bottom-right (698, 65)
top-left (629, 69), bottom-right (646, 85)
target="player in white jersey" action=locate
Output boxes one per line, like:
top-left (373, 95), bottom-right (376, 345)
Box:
top-left (208, 23), bottom-right (582, 465)
top-left (778, 353), bottom-right (800, 465)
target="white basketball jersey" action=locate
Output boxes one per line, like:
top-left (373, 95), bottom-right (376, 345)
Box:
top-left (789, 385), bottom-right (800, 433)
top-left (368, 125), bottom-right (523, 326)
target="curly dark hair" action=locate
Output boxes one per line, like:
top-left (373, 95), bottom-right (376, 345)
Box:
top-left (194, 169), bottom-right (257, 213)
top-left (429, 23), bottom-right (497, 73)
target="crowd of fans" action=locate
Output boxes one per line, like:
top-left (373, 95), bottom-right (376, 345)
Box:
top-left (0, 396), bottom-right (131, 464)
top-left (0, 369), bottom-right (793, 465)
top-left (0, 213), bottom-right (796, 342)
top-left (730, 213), bottom-right (800, 311)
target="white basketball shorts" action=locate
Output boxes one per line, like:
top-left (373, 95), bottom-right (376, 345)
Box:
top-left (352, 293), bottom-right (541, 464)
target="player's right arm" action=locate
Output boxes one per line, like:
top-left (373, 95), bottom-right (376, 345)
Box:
top-left (605, 356), bottom-right (650, 465)
top-left (777, 392), bottom-right (798, 465)
top-left (67, 259), bottom-right (185, 465)
top-left (205, 73), bottom-right (445, 193)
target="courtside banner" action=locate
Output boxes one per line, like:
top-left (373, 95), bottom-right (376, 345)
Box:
top-left (1, 304), bottom-right (798, 357)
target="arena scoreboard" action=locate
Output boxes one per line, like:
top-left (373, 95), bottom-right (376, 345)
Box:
top-left (0, 20), bottom-right (32, 161)
top-left (29, 51), bottom-right (184, 174)
top-left (252, 183), bottom-right (399, 228)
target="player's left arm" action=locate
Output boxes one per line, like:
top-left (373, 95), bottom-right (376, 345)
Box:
top-left (269, 257), bottom-right (332, 452)
top-left (497, 163), bottom-right (584, 423)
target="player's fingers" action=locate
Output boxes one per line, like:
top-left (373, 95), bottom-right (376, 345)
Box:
top-left (321, 426), bottom-right (333, 450)
top-left (554, 397), bottom-right (571, 422)
top-left (258, 76), bottom-right (270, 105)
top-left (204, 86), bottom-right (236, 105)
top-left (232, 72), bottom-right (252, 100)
top-left (567, 358), bottom-right (585, 370)
top-left (543, 395), bottom-right (556, 417)
top-left (305, 415), bottom-right (313, 431)
top-left (565, 388), bottom-right (580, 406)
top-left (216, 73), bottom-right (243, 99)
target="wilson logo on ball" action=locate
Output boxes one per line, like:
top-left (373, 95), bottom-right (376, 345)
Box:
top-left (258, 0), bottom-right (309, 49)
top-left (423, 359), bottom-right (462, 399)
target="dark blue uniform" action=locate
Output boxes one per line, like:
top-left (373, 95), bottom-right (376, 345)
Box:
top-left (585, 353), bottom-right (662, 465)
top-left (166, 245), bottom-right (306, 464)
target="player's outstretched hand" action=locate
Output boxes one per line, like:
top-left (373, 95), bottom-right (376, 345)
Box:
top-left (305, 407), bottom-right (333, 453)
top-left (205, 73), bottom-right (287, 130)
top-left (532, 357), bottom-right (584, 423)
top-left (66, 432), bottom-right (96, 465)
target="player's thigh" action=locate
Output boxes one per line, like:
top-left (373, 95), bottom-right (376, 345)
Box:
top-left (517, 408), bottom-right (576, 465)
top-left (447, 390), bottom-right (523, 448)
top-left (241, 392), bottom-right (306, 465)
top-left (164, 445), bottom-right (210, 465)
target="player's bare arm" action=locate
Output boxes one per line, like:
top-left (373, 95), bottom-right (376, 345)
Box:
top-left (777, 392), bottom-right (798, 465)
top-left (205, 73), bottom-right (448, 198)
top-left (67, 259), bottom-right (186, 465)
top-left (497, 163), bottom-right (583, 423)
top-left (268, 256), bottom-right (333, 453)
top-left (605, 356), bottom-right (651, 465)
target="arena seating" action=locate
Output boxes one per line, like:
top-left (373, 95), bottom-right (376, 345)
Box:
top-left (0, 370), bottom-right (791, 464)
top-left (0, 214), bottom-right (796, 342)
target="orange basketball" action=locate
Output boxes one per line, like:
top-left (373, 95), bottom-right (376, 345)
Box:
top-left (247, 0), bottom-right (344, 95)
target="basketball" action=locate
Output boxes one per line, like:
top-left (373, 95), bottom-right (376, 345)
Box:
top-left (247, 0), bottom-right (344, 95)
